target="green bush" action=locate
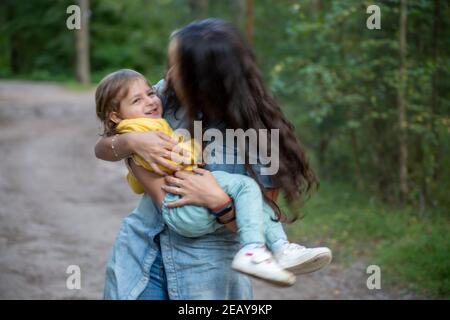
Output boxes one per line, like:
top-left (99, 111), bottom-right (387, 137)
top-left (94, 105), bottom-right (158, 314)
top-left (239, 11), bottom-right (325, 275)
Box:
top-left (285, 181), bottom-right (450, 298)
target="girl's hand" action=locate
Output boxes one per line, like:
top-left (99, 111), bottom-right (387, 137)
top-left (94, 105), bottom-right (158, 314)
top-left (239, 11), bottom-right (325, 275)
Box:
top-left (162, 168), bottom-right (230, 209)
top-left (127, 131), bottom-right (186, 176)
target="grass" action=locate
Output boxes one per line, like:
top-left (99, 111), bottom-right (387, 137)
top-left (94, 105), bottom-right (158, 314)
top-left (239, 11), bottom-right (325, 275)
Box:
top-left (283, 180), bottom-right (450, 299)
top-left (0, 71), bottom-right (96, 91)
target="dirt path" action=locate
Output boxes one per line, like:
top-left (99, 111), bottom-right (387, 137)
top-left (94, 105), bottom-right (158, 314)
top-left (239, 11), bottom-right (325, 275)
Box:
top-left (0, 80), bottom-right (415, 299)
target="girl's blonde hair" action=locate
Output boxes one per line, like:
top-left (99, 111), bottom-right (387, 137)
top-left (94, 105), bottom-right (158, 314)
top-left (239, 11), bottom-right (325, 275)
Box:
top-left (95, 69), bottom-right (149, 136)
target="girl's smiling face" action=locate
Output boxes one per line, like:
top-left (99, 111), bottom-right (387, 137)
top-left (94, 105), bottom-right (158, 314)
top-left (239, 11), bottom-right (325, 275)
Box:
top-left (109, 78), bottom-right (163, 124)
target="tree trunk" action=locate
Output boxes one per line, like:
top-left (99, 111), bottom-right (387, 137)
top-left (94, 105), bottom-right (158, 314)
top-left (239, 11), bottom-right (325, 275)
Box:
top-left (245, 0), bottom-right (254, 45)
top-left (350, 130), bottom-right (363, 190)
top-left (311, 0), bottom-right (323, 18)
top-left (415, 135), bottom-right (428, 216)
top-left (371, 122), bottom-right (393, 202)
top-left (431, 0), bottom-right (440, 120)
top-left (398, 0), bottom-right (409, 202)
top-left (230, 0), bottom-right (245, 31)
top-left (431, 0), bottom-right (441, 182)
top-left (317, 136), bottom-right (329, 177)
top-left (189, 0), bottom-right (208, 19)
top-left (5, 1), bottom-right (20, 74)
top-left (76, 0), bottom-right (90, 84)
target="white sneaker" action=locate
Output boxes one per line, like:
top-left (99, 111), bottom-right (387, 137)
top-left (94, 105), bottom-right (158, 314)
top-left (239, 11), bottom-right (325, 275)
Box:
top-left (231, 245), bottom-right (296, 287)
top-left (274, 243), bottom-right (332, 275)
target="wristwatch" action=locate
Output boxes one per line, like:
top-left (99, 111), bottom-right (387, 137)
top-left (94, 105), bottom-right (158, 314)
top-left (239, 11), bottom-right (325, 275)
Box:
top-left (210, 200), bottom-right (233, 218)
top-left (210, 199), bottom-right (235, 224)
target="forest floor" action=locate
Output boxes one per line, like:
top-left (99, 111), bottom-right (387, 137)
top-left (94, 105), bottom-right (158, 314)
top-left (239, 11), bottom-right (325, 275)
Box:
top-left (0, 80), bottom-right (420, 299)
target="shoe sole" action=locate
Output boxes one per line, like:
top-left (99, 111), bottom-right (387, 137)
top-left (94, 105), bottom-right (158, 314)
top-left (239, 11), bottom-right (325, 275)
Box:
top-left (231, 265), bottom-right (296, 287)
top-left (286, 251), bottom-right (332, 275)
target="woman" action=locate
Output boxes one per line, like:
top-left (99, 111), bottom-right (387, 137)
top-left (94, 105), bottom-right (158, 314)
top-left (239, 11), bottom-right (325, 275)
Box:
top-left (95, 19), bottom-right (319, 300)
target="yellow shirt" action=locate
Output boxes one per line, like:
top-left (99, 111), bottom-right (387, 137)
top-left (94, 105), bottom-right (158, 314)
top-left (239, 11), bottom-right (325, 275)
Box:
top-left (116, 118), bottom-right (200, 194)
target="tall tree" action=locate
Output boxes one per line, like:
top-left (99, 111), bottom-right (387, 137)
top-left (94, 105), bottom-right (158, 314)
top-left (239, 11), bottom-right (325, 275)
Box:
top-left (311, 0), bottom-right (323, 18)
top-left (2, 0), bottom-right (20, 74)
top-left (76, 0), bottom-right (90, 84)
top-left (398, 0), bottom-right (409, 201)
top-left (245, 0), bottom-right (254, 45)
top-left (230, 0), bottom-right (245, 32)
top-left (431, 0), bottom-right (441, 182)
top-left (189, 0), bottom-right (208, 19)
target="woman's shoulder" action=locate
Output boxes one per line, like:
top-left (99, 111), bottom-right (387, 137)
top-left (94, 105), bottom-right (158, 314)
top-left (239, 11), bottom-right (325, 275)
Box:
top-left (153, 79), bottom-right (166, 95)
top-left (154, 79), bottom-right (172, 111)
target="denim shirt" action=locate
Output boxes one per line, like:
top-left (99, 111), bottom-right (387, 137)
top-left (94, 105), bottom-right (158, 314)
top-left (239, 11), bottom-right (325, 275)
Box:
top-left (103, 80), bottom-right (274, 299)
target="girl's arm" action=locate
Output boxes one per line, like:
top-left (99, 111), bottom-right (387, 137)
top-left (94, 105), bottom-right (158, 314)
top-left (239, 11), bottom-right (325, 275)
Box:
top-left (127, 159), bottom-right (166, 208)
top-left (94, 131), bottom-right (181, 175)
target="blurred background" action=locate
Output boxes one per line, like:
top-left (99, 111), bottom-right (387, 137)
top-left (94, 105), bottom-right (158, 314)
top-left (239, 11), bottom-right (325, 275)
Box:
top-left (0, 0), bottom-right (449, 299)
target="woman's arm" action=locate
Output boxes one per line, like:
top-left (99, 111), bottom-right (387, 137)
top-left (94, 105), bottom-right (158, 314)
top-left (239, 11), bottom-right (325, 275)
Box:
top-left (94, 131), bottom-right (182, 175)
top-left (162, 168), bottom-right (280, 233)
top-left (162, 168), bottom-right (231, 209)
top-left (162, 168), bottom-right (238, 232)
top-left (129, 162), bottom-right (237, 232)
top-left (265, 188), bottom-right (280, 201)
top-left (216, 187), bottom-right (279, 233)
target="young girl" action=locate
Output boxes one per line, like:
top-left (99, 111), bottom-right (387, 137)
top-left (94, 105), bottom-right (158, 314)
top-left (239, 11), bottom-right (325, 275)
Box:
top-left (95, 69), bottom-right (332, 286)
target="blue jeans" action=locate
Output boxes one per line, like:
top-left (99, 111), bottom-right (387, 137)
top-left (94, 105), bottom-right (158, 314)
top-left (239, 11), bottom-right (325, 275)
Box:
top-left (137, 236), bottom-right (169, 300)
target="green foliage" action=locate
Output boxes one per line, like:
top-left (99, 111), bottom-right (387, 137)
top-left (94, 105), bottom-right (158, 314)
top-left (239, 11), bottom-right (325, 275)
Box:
top-left (269, 0), bottom-right (450, 210)
top-left (285, 181), bottom-right (450, 298)
top-left (0, 0), bottom-right (75, 77)
top-left (376, 220), bottom-right (450, 297)
top-left (89, 0), bottom-right (192, 84)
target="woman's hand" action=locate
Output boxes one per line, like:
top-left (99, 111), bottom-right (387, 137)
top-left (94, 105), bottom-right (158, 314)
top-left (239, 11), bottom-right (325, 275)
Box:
top-left (127, 131), bottom-right (186, 176)
top-left (162, 168), bottom-right (237, 232)
top-left (95, 131), bottom-right (187, 176)
top-left (161, 168), bottom-right (230, 209)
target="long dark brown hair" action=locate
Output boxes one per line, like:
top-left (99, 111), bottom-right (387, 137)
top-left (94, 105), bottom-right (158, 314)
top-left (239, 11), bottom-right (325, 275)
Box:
top-left (167, 19), bottom-right (318, 222)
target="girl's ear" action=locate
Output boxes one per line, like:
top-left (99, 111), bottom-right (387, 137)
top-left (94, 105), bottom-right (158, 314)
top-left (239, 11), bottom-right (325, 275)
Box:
top-left (109, 111), bottom-right (122, 124)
